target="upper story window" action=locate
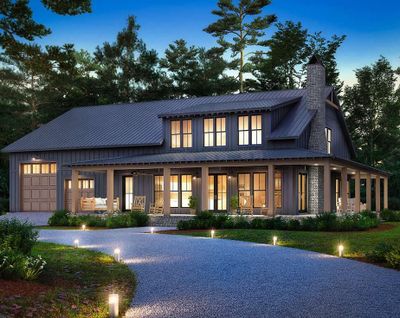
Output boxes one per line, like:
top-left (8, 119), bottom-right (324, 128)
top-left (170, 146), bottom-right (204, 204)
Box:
top-left (238, 114), bottom-right (262, 145)
top-left (325, 127), bottom-right (332, 154)
top-left (204, 117), bottom-right (226, 147)
top-left (171, 119), bottom-right (192, 149)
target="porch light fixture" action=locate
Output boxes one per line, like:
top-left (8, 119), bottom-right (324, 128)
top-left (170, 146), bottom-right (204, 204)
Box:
top-left (31, 157), bottom-right (39, 162)
top-left (228, 175), bottom-right (232, 180)
top-left (150, 227), bottom-right (155, 234)
top-left (211, 229), bottom-right (215, 238)
top-left (108, 293), bottom-right (119, 318)
top-left (192, 176), bottom-right (197, 180)
top-left (338, 244), bottom-right (344, 257)
top-left (114, 248), bottom-right (121, 262)
top-left (81, 224), bottom-right (86, 231)
top-left (74, 239), bottom-right (79, 248)
top-left (272, 236), bottom-right (278, 246)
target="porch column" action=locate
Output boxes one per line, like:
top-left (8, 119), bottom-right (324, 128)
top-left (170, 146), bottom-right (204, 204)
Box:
top-left (375, 176), bottom-right (381, 213)
top-left (163, 167), bottom-right (171, 215)
top-left (201, 166), bottom-right (209, 211)
top-left (323, 162), bottom-right (331, 212)
top-left (106, 168), bottom-right (114, 212)
top-left (268, 164), bottom-right (274, 216)
top-left (384, 176), bottom-right (389, 210)
top-left (355, 170), bottom-right (361, 213)
top-left (341, 167), bottom-right (348, 213)
top-left (71, 168), bottom-right (79, 214)
top-left (366, 174), bottom-right (371, 211)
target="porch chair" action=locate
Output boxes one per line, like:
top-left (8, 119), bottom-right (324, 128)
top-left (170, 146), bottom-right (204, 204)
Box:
top-left (239, 195), bottom-right (253, 215)
top-left (131, 196), bottom-right (146, 212)
top-left (149, 198), bottom-right (163, 214)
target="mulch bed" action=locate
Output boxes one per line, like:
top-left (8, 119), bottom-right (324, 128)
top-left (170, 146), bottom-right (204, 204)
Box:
top-left (0, 279), bottom-right (52, 297)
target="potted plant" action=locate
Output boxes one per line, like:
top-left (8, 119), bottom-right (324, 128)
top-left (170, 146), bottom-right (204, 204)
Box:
top-left (230, 195), bottom-right (239, 214)
top-left (188, 196), bottom-right (198, 215)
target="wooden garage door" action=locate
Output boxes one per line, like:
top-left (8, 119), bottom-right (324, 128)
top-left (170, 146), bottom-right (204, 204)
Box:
top-left (21, 163), bottom-right (57, 212)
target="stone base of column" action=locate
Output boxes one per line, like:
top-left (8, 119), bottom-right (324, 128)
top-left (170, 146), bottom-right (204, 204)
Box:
top-left (308, 166), bottom-right (324, 214)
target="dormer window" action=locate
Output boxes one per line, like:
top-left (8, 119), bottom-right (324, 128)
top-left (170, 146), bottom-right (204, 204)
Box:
top-left (171, 119), bottom-right (192, 149)
top-left (325, 127), bottom-right (332, 154)
top-left (204, 117), bottom-right (226, 147)
top-left (238, 114), bottom-right (262, 145)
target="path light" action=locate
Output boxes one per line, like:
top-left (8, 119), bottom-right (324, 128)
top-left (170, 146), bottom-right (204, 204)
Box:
top-left (272, 236), bottom-right (278, 246)
top-left (338, 244), bottom-right (344, 257)
top-left (150, 227), bottom-right (155, 234)
top-left (74, 239), bottom-right (79, 248)
top-left (108, 293), bottom-right (119, 318)
top-left (81, 224), bottom-right (86, 231)
top-left (211, 229), bottom-right (215, 238)
top-left (114, 248), bottom-right (121, 262)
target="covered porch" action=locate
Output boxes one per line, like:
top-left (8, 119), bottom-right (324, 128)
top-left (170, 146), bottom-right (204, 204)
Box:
top-left (67, 155), bottom-right (389, 216)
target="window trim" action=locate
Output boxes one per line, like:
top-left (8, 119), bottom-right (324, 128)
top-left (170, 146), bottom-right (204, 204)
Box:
top-left (215, 117), bottom-right (227, 147)
top-left (171, 120), bottom-right (181, 149)
top-left (238, 115), bottom-right (250, 146)
top-left (170, 174), bottom-right (179, 208)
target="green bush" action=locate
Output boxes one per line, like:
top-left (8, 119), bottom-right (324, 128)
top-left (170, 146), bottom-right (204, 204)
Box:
top-left (385, 246), bottom-right (400, 269)
top-left (48, 209), bottom-right (70, 226)
top-left (0, 219), bottom-right (38, 254)
top-left (366, 242), bottom-right (394, 263)
top-left (0, 249), bottom-right (46, 280)
top-left (380, 209), bottom-right (400, 222)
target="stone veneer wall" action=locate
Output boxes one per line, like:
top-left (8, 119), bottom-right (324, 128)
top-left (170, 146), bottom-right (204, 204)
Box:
top-left (308, 166), bottom-right (324, 214)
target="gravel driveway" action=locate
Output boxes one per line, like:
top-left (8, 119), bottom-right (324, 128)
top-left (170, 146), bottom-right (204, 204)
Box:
top-left (39, 227), bottom-right (400, 318)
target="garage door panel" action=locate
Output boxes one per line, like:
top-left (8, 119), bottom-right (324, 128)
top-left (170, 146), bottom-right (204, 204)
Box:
top-left (23, 190), bottom-right (31, 199)
top-left (23, 202), bottom-right (31, 211)
top-left (50, 177), bottom-right (56, 186)
top-left (23, 177), bottom-right (31, 187)
top-left (31, 177), bottom-right (40, 186)
top-left (40, 177), bottom-right (49, 186)
top-left (40, 189), bottom-right (50, 199)
top-left (32, 190), bottom-right (40, 199)
top-left (50, 190), bottom-right (56, 199)
top-left (39, 202), bottom-right (49, 211)
top-left (31, 202), bottom-right (40, 211)
top-left (50, 202), bottom-right (56, 211)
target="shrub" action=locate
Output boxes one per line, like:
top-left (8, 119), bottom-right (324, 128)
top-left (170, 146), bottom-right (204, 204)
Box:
top-left (287, 219), bottom-right (301, 231)
top-left (196, 210), bottom-right (214, 220)
top-left (48, 209), bottom-right (70, 226)
top-left (0, 219), bottom-right (38, 254)
top-left (366, 242), bottom-right (394, 263)
top-left (315, 212), bottom-right (338, 231)
top-left (385, 246), bottom-right (400, 269)
top-left (130, 211), bottom-right (149, 227)
top-left (0, 249), bottom-right (46, 280)
top-left (380, 209), bottom-right (400, 222)
top-left (389, 197), bottom-right (400, 210)
top-left (234, 216), bottom-right (250, 229)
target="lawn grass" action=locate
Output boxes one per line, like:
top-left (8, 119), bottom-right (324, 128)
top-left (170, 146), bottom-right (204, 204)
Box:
top-left (167, 222), bottom-right (400, 261)
top-left (0, 242), bottom-right (136, 317)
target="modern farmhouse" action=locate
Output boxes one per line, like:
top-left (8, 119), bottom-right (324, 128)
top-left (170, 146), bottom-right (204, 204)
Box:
top-left (2, 56), bottom-right (389, 215)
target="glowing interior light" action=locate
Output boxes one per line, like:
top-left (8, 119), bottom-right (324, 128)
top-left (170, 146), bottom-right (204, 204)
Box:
top-left (108, 293), bottom-right (119, 318)
top-left (273, 236), bottom-right (278, 246)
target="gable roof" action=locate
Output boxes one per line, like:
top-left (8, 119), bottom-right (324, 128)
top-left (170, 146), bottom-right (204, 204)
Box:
top-left (2, 87), bottom-right (332, 153)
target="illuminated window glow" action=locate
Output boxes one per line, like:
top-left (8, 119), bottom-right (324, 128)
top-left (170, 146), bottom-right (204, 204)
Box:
top-left (182, 120), bottom-right (192, 148)
top-left (171, 120), bottom-right (181, 148)
top-left (154, 176), bottom-right (164, 206)
top-left (251, 115), bottom-right (262, 145)
top-left (170, 175), bottom-right (179, 207)
top-left (204, 118), bottom-right (214, 147)
top-left (181, 175), bottom-right (192, 207)
top-left (238, 116), bottom-right (249, 145)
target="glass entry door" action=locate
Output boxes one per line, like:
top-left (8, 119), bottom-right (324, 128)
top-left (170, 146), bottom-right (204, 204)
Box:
top-left (208, 175), bottom-right (227, 211)
top-left (298, 173), bottom-right (307, 213)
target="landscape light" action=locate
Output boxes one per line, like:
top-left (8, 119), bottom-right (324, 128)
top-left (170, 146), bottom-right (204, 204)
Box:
top-left (150, 227), bottom-right (155, 234)
top-left (114, 248), bottom-right (121, 262)
top-left (108, 293), bottom-right (119, 318)
top-left (74, 239), bottom-right (79, 248)
top-left (338, 244), bottom-right (344, 257)
top-left (273, 236), bottom-right (278, 246)
top-left (211, 229), bottom-right (215, 238)
top-left (81, 224), bottom-right (86, 231)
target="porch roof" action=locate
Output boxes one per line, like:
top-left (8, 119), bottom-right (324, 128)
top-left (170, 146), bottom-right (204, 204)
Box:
top-left (70, 149), bottom-right (330, 167)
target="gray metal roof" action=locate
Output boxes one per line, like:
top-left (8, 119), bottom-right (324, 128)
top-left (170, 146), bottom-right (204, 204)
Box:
top-left (158, 97), bottom-right (301, 118)
top-left (2, 88), bottom-right (332, 153)
top-left (70, 149), bottom-right (330, 166)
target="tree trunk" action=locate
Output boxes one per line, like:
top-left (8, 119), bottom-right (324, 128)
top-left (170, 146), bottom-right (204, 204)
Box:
top-left (240, 49), bottom-right (244, 93)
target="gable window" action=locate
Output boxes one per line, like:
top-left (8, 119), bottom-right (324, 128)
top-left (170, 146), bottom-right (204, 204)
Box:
top-left (204, 118), bottom-right (214, 147)
top-left (171, 120), bottom-right (181, 148)
top-left (181, 175), bottom-right (192, 207)
top-left (216, 117), bottom-right (226, 146)
top-left (238, 116), bottom-right (249, 145)
top-left (325, 128), bottom-right (332, 154)
top-left (182, 120), bottom-right (192, 148)
top-left (251, 115), bottom-right (262, 145)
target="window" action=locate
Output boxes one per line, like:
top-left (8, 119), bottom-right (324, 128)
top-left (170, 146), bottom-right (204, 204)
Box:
top-left (32, 164), bottom-right (40, 174)
top-left (251, 115), bottom-right (262, 145)
top-left (154, 176), bottom-right (164, 206)
top-left (171, 120), bottom-right (181, 148)
top-left (181, 175), bottom-right (192, 207)
top-left (298, 173), bottom-right (307, 212)
top-left (170, 175), bottom-right (179, 208)
top-left (204, 118), bottom-right (214, 147)
top-left (274, 170), bottom-right (282, 208)
top-left (125, 176), bottom-right (133, 210)
top-left (238, 173), bottom-right (251, 198)
top-left (216, 117), bottom-right (226, 146)
top-left (238, 116), bottom-right (249, 145)
top-left (182, 120), bottom-right (192, 148)
top-left (23, 164), bottom-right (31, 174)
top-left (335, 179), bottom-right (340, 206)
top-left (50, 163), bottom-right (57, 174)
top-left (41, 164), bottom-right (49, 174)
top-left (325, 127), bottom-right (332, 154)
top-left (253, 173), bottom-right (266, 208)
top-left (208, 176), bottom-right (215, 210)
top-left (66, 179), bottom-right (94, 190)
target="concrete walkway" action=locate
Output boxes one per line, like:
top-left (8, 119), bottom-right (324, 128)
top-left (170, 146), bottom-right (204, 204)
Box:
top-left (39, 227), bottom-right (400, 318)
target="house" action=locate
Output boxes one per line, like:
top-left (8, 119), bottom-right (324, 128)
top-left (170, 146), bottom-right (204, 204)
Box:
top-left (2, 56), bottom-right (389, 215)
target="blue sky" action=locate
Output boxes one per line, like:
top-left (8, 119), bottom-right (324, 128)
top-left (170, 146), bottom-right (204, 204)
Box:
top-left (30, 0), bottom-right (400, 85)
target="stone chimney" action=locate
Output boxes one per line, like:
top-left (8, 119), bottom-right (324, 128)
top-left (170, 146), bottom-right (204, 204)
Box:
top-left (306, 55), bottom-right (326, 153)
top-left (306, 55), bottom-right (326, 214)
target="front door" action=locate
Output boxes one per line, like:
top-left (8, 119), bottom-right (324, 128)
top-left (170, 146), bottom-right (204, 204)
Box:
top-left (298, 173), bottom-right (307, 213)
top-left (208, 174), bottom-right (227, 211)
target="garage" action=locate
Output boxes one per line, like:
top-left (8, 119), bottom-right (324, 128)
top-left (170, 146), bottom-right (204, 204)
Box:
top-left (21, 162), bottom-right (57, 211)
